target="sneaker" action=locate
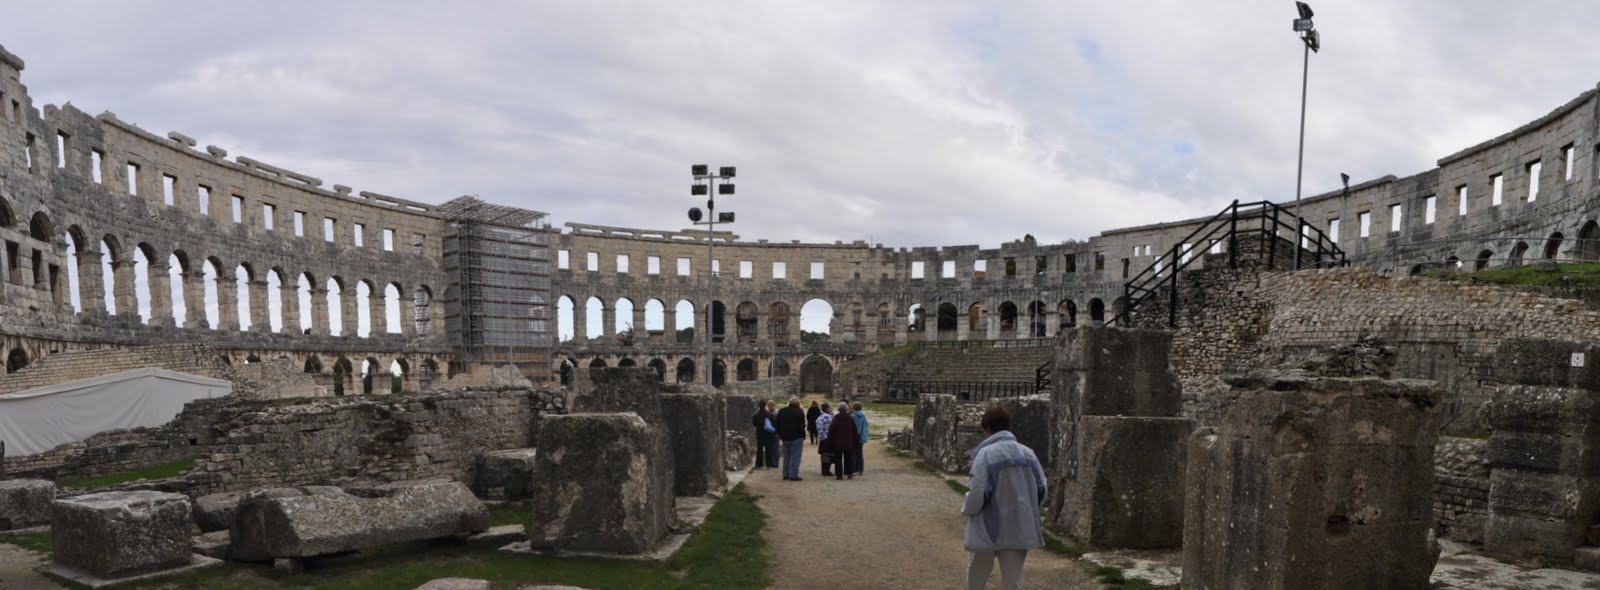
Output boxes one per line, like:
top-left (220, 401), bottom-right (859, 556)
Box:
top-left (793, 477), bottom-right (804, 481)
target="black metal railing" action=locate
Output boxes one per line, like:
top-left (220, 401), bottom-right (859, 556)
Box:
top-left (1111, 199), bottom-right (1346, 328)
top-left (1034, 359), bottom-right (1053, 393)
top-left (882, 379), bottom-right (1037, 402)
top-left (913, 338), bottom-right (1054, 350)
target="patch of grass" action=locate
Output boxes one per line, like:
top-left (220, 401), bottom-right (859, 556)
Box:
top-left (0, 530), bottom-right (51, 554)
top-left (486, 502), bottom-right (527, 527)
top-left (944, 479), bottom-right (970, 494)
top-left (60, 458), bottom-right (197, 489)
top-left (911, 460), bottom-right (939, 474)
top-left (123, 485), bottom-right (768, 590)
top-left (888, 447), bottom-right (914, 459)
top-left (1042, 532), bottom-right (1092, 557)
top-left (863, 401), bottom-right (916, 420)
top-left (1092, 564), bottom-right (1160, 590)
top-left (1428, 261), bottom-right (1600, 288)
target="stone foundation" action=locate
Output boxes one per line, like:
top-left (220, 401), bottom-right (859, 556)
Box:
top-left (51, 491), bottom-right (193, 578)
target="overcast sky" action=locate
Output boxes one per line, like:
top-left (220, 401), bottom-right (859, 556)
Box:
top-left (6, 1), bottom-right (1600, 250)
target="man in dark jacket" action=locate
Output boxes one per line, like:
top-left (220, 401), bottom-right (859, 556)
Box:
top-left (825, 404), bottom-right (859, 480)
top-left (806, 401), bottom-right (822, 444)
top-left (752, 400), bottom-right (778, 469)
top-left (775, 396), bottom-right (809, 481)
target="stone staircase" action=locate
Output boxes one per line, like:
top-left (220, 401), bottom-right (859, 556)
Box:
top-left (0, 344), bottom-right (226, 395)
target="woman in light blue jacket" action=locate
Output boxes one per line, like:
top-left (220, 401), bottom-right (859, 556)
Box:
top-left (960, 402), bottom-right (1046, 590)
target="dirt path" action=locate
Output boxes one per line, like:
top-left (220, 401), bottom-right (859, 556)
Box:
top-left (0, 544), bottom-right (63, 590)
top-left (748, 438), bottom-right (1096, 589)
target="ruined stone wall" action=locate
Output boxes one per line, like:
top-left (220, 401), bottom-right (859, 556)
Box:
top-left (1, 396), bottom-right (242, 480)
top-left (1434, 436), bottom-right (1490, 544)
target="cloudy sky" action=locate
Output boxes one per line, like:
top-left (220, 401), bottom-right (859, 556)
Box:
top-left (6, 1), bottom-right (1600, 250)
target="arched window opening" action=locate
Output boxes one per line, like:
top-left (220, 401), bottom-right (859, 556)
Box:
top-left (736, 358), bottom-right (757, 381)
top-left (712, 358), bottom-right (727, 387)
top-left (236, 265), bottom-right (254, 331)
top-left (736, 302), bottom-right (758, 344)
top-left (384, 283), bottom-right (401, 334)
top-left (675, 300), bottom-right (696, 343)
top-left (907, 303), bottom-right (925, 333)
top-left (389, 359), bottom-right (408, 393)
top-left (132, 247), bottom-right (152, 324)
top-left (361, 357), bottom-right (379, 394)
top-left (6, 348), bottom-right (29, 373)
top-left (1089, 298), bottom-right (1106, 325)
top-left (99, 237), bottom-right (121, 314)
top-left (1059, 300), bottom-right (1078, 330)
top-left (304, 355), bottom-right (323, 374)
top-left (769, 302), bottom-right (792, 343)
top-left (936, 302), bottom-right (958, 334)
top-left (967, 303), bottom-right (983, 333)
top-left (326, 278), bottom-right (344, 336)
top-left (998, 301), bottom-right (1018, 333)
top-left (64, 231), bottom-right (82, 313)
top-left (169, 253), bottom-right (188, 326)
top-left (1027, 301), bottom-right (1046, 337)
top-left (770, 356), bottom-right (791, 378)
top-left (333, 357), bottom-right (353, 396)
top-left (800, 299), bottom-right (833, 343)
top-left (1475, 249), bottom-right (1494, 271)
top-left (1581, 221), bottom-right (1600, 261)
top-left (297, 273), bottom-right (314, 333)
top-left (267, 270), bottom-right (284, 333)
top-left (556, 295), bottom-right (576, 342)
top-left (355, 281), bottom-right (373, 338)
top-left (589, 357), bottom-right (608, 369)
top-left (1508, 242), bottom-right (1529, 267)
top-left (675, 358), bottom-right (696, 384)
top-left (585, 296), bottom-right (605, 340)
top-left (875, 303), bottom-right (893, 344)
top-left (617, 357), bottom-right (636, 368)
top-left (203, 259), bottom-right (222, 329)
top-left (647, 358), bottom-right (667, 382)
top-left (1545, 232), bottom-right (1565, 260)
top-left (709, 301), bottom-right (726, 343)
top-left (614, 298), bottom-right (635, 342)
top-left (558, 358), bottom-right (575, 387)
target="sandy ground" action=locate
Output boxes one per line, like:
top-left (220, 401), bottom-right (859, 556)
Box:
top-left (747, 438), bottom-right (1096, 590)
top-left (0, 543), bottom-right (63, 590)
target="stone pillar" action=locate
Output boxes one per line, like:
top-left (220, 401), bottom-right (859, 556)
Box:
top-left (283, 278), bottom-right (303, 334)
top-left (49, 491), bottom-right (193, 579)
top-left (693, 303), bottom-right (707, 345)
top-left (1181, 374), bottom-right (1441, 590)
top-left (111, 258), bottom-right (137, 318)
top-left (956, 311), bottom-right (970, 341)
top-left (397, 290), bottom-right (415, 337)
top-left (77, 247), bottom-right (107, 315)
top-left (1044, 310), bottom-right (1059, 338)
top-left (182, 270), bottom-right (204, 329)
top-left (986, 306), bottom-right (1001, 340)
top-left (146, 260), bottom-right (173, 327)
top-left (339, 286), bottom-right (357, 337)
top-left (893, 312), bottom-right (907, 346)
top-left (249, 279), bottom-right (269, 332)
top-left (216, 274), bottom-right (239, 331)
top-left (309, 285), bottom-right (329, 336)
top-left (755, 309), bottom-right (769, 343)
top-left (602, 304), bottom-right (615, 340)
top-left (574, 302), bottom-right (589, 341)
top-left (529, 413), bottom-right (671, 554)
top-left (632, 306), bottom-right (646, 338)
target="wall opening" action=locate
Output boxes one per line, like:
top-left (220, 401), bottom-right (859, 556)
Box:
top-left (937, 302), bottom-right (958, 334)
top-left (800, 299), bottom-right (833, 343)
top-left (799, 355), bottom-right (833, 394)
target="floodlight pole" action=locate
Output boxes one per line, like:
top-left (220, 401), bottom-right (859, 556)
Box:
top-left (1293, 39), bottom-right (1310, 270)
top-left (690, 166), bottom-right (736, 388)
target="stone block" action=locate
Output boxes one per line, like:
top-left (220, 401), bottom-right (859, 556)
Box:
top-left (1008, 396), bottom-right (1054, 470)
top-left (416, 579), bottom-right (491, 590)
top-left (475, 448), bottom-right (538, 500)
top-left (723, 394), bottom-right (759, 436)
top-left (1497, 339), bottom-right (1600, 391)
top-left (1485, 513), bottom-right (1589, 566)
top-left (1053, 416), bottom-right (1189, 548)
top-left (51, 491), bottom-right (193, 579)
top-left (660, 393), bottom-right (727, 496)
top-left (1182, 374), bottom-right (1441, 590)
top-left (1486, 385), bottom-right (1600, 435)
top-left (0, 479), bottom-right (55, 530)
top-left (1577, 546), bottom-right (1600, 573)
top-left (724, 430), bottom-right (753, 471)
top-left (192, 491), bottom-right (244, 533)
top-left (574, 368), bottom-right (663, 423)
top-left (1055, 327), bottom-right (1182, 417)
top-left (230, 481), bottom-right (488, 561)
top-left (529, 413), bottom-right (671, 554)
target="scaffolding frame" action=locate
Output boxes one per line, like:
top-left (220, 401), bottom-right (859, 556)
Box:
top-left (439, 196), bottom-right (553, 379)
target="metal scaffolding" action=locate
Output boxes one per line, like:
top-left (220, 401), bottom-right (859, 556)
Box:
top-left (438, 196), bottom-right (552, 379)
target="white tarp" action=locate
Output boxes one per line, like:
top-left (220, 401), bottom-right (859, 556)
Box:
top-left (0, 368), bottom-right (231, 456)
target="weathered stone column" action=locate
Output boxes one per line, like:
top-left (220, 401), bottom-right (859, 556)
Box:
top-left (1044, 310), bottom-right (1059, 338)
top-left (1181, 373), bottom-right (1441, 590)
top-left (308, 285), bottom-right (328, 335)
top-left (77, 246), bottom-right (107, 315)
top-left (339, 286), bottom-right (357, 337)
top-left (182, 270), bottom-right (204, 329)
top-left (985, 306), bottom-right (1001, 340)
top-left (216, 274), bottom-right (239, 331)
top-left (955, 310), bottom-right (970, 341)
top-left (249, 278), bottom-right (269, 332)
top-left (602, 303), bottom-right (615, 340)
top-left (397, 290), bottom-right (415, 337)
top-left (146, 260), bottom-right (173, 327)
top-left (283, 278), bottom-right (303, 334)
top-left (111, 258), bottom-right (136, 318)
top-left (693, 303), bottom-right (707, 345)
top-left (755, 309), bottom-right (769, 343)
top-left (574, 301), bottom-right (589, 340)
top-left (632, 306), bottom-right (646, 339)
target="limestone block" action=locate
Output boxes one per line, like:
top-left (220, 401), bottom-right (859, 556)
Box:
top-left (661, 393), bottom-right (727, 496)
top-left (1008, 396), bottom-right (1055, 470)
top-left (476, 449), bottom-right (538, 500)
top-left (416, 579), bottom-right (491, 590)
top-left (230, 481), bottom-right (488, 561)
top-left (192, 491), bottom-right (245, 533)
top-left (574, 368), bottom-right (663, 423)
top-left (0, 479), bottom-right (55, 530)
top-left (51, 491), bottom-right (193, 578)
top-left (723, 394), bottom-right (759, 435)
top-left (1496, 339), bottom-right (1600, 391)
top-left (1055, 327), bottom-right (1182, 417)
top-left (529, 413), bottom-right (671, 554)
top-left (724, 431), bottom-right (753, 471)
top-left (1053, 416), bottom-right (1189, 548)
top-left (1181, 375), bottom-right (1441, 590)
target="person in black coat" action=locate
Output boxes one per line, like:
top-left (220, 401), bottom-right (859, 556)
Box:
top-left (775, 396), bottom-right (809, 480)
top-left (806, 401), bottom-right (822, 444)
top-left (752, 400), bottom-right (779, 468)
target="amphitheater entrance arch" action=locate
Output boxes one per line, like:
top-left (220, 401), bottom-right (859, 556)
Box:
top-left (333, 357), bottom-right (353, 396)
top-left (936, 303), bottom-right (958, 335)
top-left (712, 358), bottom-right (727, 387)
top-left (588, 357), bottom-right (608, 369)
top-left (770, 356), bottom-right (791, 378)
top-left (304, 355), bottom-right (323, 374)
top-left (618, 357), bottom-right (637, 368)
top-left (558, 357), bottom-right (576, 387)
top-left (644, 299), bottom-right (666, 340)
top-left (675, 300), bottom-right (696, 343)
top-left (737, 358), bottom-right (757, 381)
top-left (1059, 300), bottom-right (1077, 331)
top-left (1508, 242), bottom-right (1529, 266)
top-left (6, 348), bottom-right (28, 373)
top-left (967, 303), bottom-right (983, 333)
top-left (361, 357), bottom-right (381, 394)
top-left (1088, 298), bottom-right (1105, 325)
top-left (1582, 221), bottom-right (1600, 261)
top-left (647, 358), bottom-right (667, 382)
top-left (1545, 232), bottom-right (1565, 260)
top-left (799, 355), bottom-right (833, 394)
top-left (1475, 249), bottom-right (1494, 271)
top-left (998, 301), bottom-right (1018, 333)
top-left (676, 358), bottom-right (696, 384)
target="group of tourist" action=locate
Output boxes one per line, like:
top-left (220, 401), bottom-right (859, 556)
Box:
top-left (750, 396), bottom-right (868, 481)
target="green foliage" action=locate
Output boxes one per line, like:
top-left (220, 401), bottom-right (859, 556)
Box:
top-left (60, 458), bottom-right (196, 489)
top-left (1042, 532), bottom-right (1092, 557)
top-left (486, 502), bottom-right (527, 527)
top-left (944, 479), bottom-right (970, 494)
top-left (863, 402), bottom-right (916, 420)
top-left (676, 326), bottom-right (695, 343)
top-left (1430, 261), bottom-right (1600, 288)
top-left (0, 530), bottom-right (51, 554)
top-left (1092, 564), bottom-right (1160, 589)
top-left (800, 330), bottom-right (829, 344)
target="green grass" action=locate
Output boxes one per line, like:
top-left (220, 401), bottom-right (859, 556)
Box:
top-left (1092, 565), bottom-right (1161, 590)
top-left (945, 479), bottom-right (970, 494)
top-left (0, 530), bottom-right (51, 554)
top-left (60, 458), bottom-right (197, 489)
top-left (1428, 261), bottom-right (1600, 288)
top-left (863, 401), bottom-right (916, 420)
top-left (910, 460), bottom-right (938, 474)
top-left (486, 502), bottom-right (527, 527)
top-left (121, 484), bottom-right (768, 590)
top-left (1042, 531), bottom-right (1092, 557)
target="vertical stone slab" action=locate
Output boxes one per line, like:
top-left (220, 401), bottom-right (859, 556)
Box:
top-left (51, 491), bottom-right (193, 578)
top-left (1181, 374), bottom-right (1441, 590)
top-left (529, 413), bottom-right (671, 554)
top-left (0, 479), bottom-right (54, 530)
top-left (1482, 384), bottom-right (1600, 565)
top-left (660, 393), bottom-right (728, 496)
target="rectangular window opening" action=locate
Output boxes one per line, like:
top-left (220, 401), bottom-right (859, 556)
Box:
top-left (616, 254), bottom-right (629, 274)
top-left (352, 223), bottom-right (364, 246)
top-left (739, 260), bottom-right (752, 278)
top-left (323, 217), bottom-right (336, 242)
top-left (772, 261), bottom-right (786, 279)
top-left (90, 149), bottom-right (103, 184)
top-left (1423, 196), bottom-right (1436, 225)
top-left (811, 262), bottom-right (826, 280)
top-left (1094, 252), bottom-right (1105, 271)
top-left (1003, 257), bottom-right (1016, 276)
top-left (647, 256), bottom-right (660, 275)
top-left (1329, 218), bottom-right (1341, 243)
top-left (127, 163), bottom-right (140, 195)
top-left (712, 259), bottom-right (720, 276)
top-left (411, 233), bottom-right (424, 255)
top-left (162, 174), bottom-right (176, 206)
top-left (1457, 185), bottom-right (1468, 216)
top-left (55, 131), bottom-right (68, 169)
top-left (586, 252), bottom-right (599, 272)
top-left (382, 228), bottom-right (394, 251)
top-left (1491, 174), bottom-right (1503, 206)
top-left (941, 260), bottom-right (955, 278)
top-left (1527, 160), bottom-right (1541, 202)
top-left (1035, 256), bottom-right (1047, 274)
top-left (198, 185), bottom-right (211, 216)
top-left (262, 203), bottom-right (276, 230)
top-left (677, 258), bottom-right (691, 277)
top-left (233, 196), bottom-right (245, 224)
top-left (1358, 211), bottom-right (1372, 238)
top-left (24, 133), bottom-right (35, 173)
top-left (1063, 254), bottom-right (1076, 273)
top-left (974, 259), bottom-right (987, 278)
top-left (1389, 204), bottom-right (1403, 233)
top-left (557, 250), bottom-right (570, 270)
top-left (1563, 144), bottom-right (1575, 181)
top-left (911, 261), bottom-right (925, 279)
top-left (293, 211), bottom-right (306, 236)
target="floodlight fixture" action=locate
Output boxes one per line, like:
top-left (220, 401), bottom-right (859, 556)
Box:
top-left (1293, 18), bottom-right (1313, 32)
top-left (718, 183), bottom-right (735, 195)
top-left (692, 184), bottom-right (708, 196)
top-left (1340, 173), bottom-right (1350, 187)
top-left (718, 212), bottom-right (735, 223)
top-left (1296, 1), bottom-right (1314, 20)
top-left (691, 164), bottom-right (709, 177)
top-left (1304, 29), bottom-right (1320, 52)
top-left (685, 163), bottom-right (739, 388)
top-left (719, 166), bottom-right (736, 178)
top-left (688, 207), bottom-right (704, 222)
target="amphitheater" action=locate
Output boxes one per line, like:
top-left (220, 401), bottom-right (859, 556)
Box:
top-left (8, 38), bottom-right (1600, 588)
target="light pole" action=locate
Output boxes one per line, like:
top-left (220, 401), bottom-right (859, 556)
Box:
top-left (1291, 1), bottom-right (1320, 270)
top-left (689, 165), bottom-right (736, 388)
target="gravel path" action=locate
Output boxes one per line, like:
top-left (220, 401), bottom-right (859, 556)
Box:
top-left (0, 544), bottom-right (63, 590)
top-left (748, 439), bottom-right (1095, 589)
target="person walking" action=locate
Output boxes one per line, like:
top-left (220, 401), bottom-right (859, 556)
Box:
top-left (815, 402), bottom-right (835, 476)
top-left (851, 401), bottom-right (869, 476)
top-left (961, 403), bottom-right (1046, 590)
top-left (806, 400), bottom-right (822, 444)
top-left (752, 400), bottom-right (778, 469)
top-left (825, 403), bottom-right (858, 480)
top-left (775, 396), bottom-right (809, 481)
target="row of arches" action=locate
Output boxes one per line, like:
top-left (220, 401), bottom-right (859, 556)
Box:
top-left (298, 353), bottom-right (441, 395)
top-left (1423, 223), bottom-right (1600, 273)
top-left (557, 354), bottom-right (835, 392)
top-left (555, 296), bottom-right (837, 344)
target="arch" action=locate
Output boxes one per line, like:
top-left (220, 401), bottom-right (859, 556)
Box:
top-left (1027, 300), bottom-right (1047, 337)
top-left (1059, 300), bottom-right (1078, 331)
top-left (799, 355), bottom-right (833, 394)
top-left (245, 354), bottom-right (262, 364)
top-left (769, 301), bottom-right (792, 342)
top-left (589, 357), bottom-right (608, 368)
top-left (304, 355), bottom-right (324, 374)
top-left (331, 356), bottom-right (353, 395)
top-left (675, 358), bottom-right (696, 384)
top-left (967, 302), bottom-right (983, 333)
top-left (736, 358), bottom-right (757, 381)
top-left (204, 258), bottom-right (223, 329)
top-left (236, 263), bottom-right (255, 331)
top-left (770, 356), bottom-right (791, 378)
top-left (556, 295), bottom-right (576, 342)
top-left (1582, 221), bottom-right (1600, 261)
top-left (383, 282), bottom-right (402, 334)
top-left (1408, 264), bottom-right (1424, 276)
top-left (998, 301), bottom-right (1018, 333)
top-left (644, 299), bottom-right (666, 335)
top-left (907, 303), bottom-right (925, 333)
top-left (361, 356), bottom-right (380, 394)
top-left (389, 359), bottom-right (408, 393)
top-left (1446, 256), bottom-right (1462, 270)
top-left (63, 228), bottom-right (84, 313)
top-left (1545, 232), bottom-right (1565, 260)
top-left (6, 348), bottom-right (29, 373)
top-left (709, 300), bottom-right (727, 343)
top-left (615, 297), bottom-right (636, 339)
top-left (675, 299), bottom-right (696, 343)
top-left (99, 235), bottom-right (123, 315)
top-left (712, 358), bottom-right (727, 387)
top-left (412, 285), bottom-right (433, 336)
top-left (647, 358), bottom-right (667, 382)
top-left (355, 279), bottom-right (374, 337)
top-left (132, 244), bottom-right (154, 324)
top-left (617, 357), bottom-right (637, 368)
top-left (1475, 249), bottom-right (1494, 271)
top-left (936, 302), bottom-right (958, 333)
top-left (736, 301), bottom-right (759, 344)
top-left (1508, 242), bottom-right (1529, 267)
top-left (875, 303), bottom-right (893, 344)
top-left (169, 251), bottom-right (189, 326)
top-left (584, 296), bottom-right (605, 339)
top-left (800, 299), bottom-right (833, 343)
top-left (297, 273), bottom-right (314, 333)
top-left (28, 212), bottom-right (53, 243)
top-left (267, 269), bottom-right (285, 332)
top-left (1089, 298), bottom-right (1106, 325)
top-left (326, 276), bottom-right (345, 336)
top-left (558, 357), bottom-right (575, 387)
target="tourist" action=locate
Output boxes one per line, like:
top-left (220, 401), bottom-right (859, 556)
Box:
top-left (752, 400), bottom-right (778, 469)
top-left (815, 402), bottom-right (835, 476)
top-left (825, 403), bottom-right (858, 479)
top-left (806, 400), bottom-right (822, 444)
top-left (775, 395), bottom-right (809, 481)
top-left (961, 402), bottom-right (1046, 590)
top-left (851, 401), bottom-right (868, 476)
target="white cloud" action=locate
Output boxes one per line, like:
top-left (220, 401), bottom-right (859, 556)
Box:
top-left (5, 1), bottom-right (1600, 248)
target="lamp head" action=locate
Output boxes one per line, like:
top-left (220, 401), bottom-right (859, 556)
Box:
top-left (692, 184), bottom-right (708, 196)
top-left (688, 207), bottom-right (703, 222)
top-left (718, 183), bottom-right (735, 195)
top-left (691, 164), bottom-right (708, 177)
top-left (719, 166), bottom-right (736, 178)
top-left (1296, 1), bottom-right (1314, 20)
top-left (1340, 173), bottom-right (1350, 186)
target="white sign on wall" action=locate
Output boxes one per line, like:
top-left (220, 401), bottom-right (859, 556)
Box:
top-left (1573, 352), bottom-right (1586, 368)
